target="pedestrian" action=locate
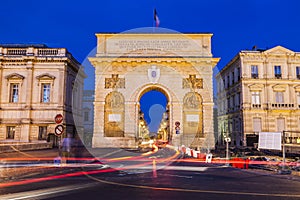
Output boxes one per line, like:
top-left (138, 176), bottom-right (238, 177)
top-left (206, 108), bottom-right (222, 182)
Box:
top-left (61, 133), bottom-right (73, 164)
top-left (73, 134), bottom-right (85, 162)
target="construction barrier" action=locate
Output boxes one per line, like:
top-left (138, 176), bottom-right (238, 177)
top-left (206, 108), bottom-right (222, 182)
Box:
top-left (232, 158), bottom-right (249, 169)
top-left (206, 153), bottom-right (213, 163)
top-left (186, 148), bottom-right (191, 156)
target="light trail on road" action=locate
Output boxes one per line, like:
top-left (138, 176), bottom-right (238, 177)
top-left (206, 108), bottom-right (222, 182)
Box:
top-left (0, 145), bottom-right (177, 189)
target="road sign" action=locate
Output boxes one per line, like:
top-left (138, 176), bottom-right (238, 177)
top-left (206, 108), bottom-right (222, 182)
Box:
top-left (224, 137), bottom-right (231, 143)
top-left (55, 114), bottom-right (63, 124)
top-left (55, 125), bottom-right (64, 136)
top-left (175, 121), bottom-right (180, 126)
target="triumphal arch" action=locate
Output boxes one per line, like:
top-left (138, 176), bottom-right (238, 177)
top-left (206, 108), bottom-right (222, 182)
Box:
top-left (89, 29), bottom-right (219, 149)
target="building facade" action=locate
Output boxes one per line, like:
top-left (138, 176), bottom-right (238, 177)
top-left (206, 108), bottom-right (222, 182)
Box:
top-left (89, 32), bottom-right (219, 149)
top-left (0, 44), bottom-right (85, 146)
top-left (217, 46), bottom-right (300, 152)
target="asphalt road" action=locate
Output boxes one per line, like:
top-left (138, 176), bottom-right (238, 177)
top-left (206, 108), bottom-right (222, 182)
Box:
top-left (1, 147), bottom-right (300, 200)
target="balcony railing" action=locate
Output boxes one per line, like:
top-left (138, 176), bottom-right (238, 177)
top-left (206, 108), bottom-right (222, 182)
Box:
top-left (252, 104), bottom-right (261, 108)
top-left (38, 49), bottom-right (59, 56)
top-left (0, 47), bottom-right (67, 57)
top-left (270, 103), bottom-right (294, 108)
top-left (6, 49), bottom-right (27, 55)
top-left (242, 103), bottom-right (299, 110)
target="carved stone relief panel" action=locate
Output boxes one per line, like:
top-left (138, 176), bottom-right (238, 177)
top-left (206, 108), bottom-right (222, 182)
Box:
top-left (182, 92), bottom-right (203, 146)
top-left (183, 74), bottom-right (203, 89)
top-left (104, 91), bottom-right (125, 137)
top-left (105, 74), bottom-right (125, 89)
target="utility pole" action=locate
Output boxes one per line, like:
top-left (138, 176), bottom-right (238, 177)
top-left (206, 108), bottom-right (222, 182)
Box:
top-left (279, 130), bottom-right (291, 174)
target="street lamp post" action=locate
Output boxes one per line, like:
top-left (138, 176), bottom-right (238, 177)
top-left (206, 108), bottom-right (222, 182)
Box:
top-left (282, 131), bottom-right (286, 171)
top-left (224, 132), bottom-right (231, 166)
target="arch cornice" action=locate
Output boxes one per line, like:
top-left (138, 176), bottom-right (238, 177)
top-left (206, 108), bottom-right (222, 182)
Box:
top-left (89, 57), bottom-right (220, 67)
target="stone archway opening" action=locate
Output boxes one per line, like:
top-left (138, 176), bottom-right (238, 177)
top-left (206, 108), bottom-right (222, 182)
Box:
top-left (138, 87), bottom-right (170, 142)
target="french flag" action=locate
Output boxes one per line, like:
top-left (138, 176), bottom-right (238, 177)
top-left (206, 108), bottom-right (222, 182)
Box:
top-left (154, 9), bottom-right (160, 27)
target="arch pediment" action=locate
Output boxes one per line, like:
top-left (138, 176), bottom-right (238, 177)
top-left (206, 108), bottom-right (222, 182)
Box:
top-left (5, 73), bottom-right (25, 80)
top-left (36, 73), bottom-right (56, 80)
top-left (272, 84), bottom-right (287, 92)
top-left (263, 46), bottom-right (295, 55)
top-left (248, 83), bottom-right (264, 91)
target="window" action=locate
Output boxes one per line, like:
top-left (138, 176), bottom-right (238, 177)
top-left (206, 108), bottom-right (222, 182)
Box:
top-left (236, 93), bottom-right (241, 108)
top-left (38, 126), bottom-right (47, 140)
top-left (297, 92), bottom-right (300, 105)
top-left (296, 67), bottom-right (300, 79)
top-left (251, 65), bottom-right (258, 78)
top-left (41, 83), bottom-right (51, 102)
top-left (218, 80), bottom-right (222, 93)
top-left (10, 83), bottom-right (19, 102)
top-left (227, 75), bottom-right (230, 88)
top-left (251, 92), bottom-right (260, 104)
top-left (230, 96), bottom-right (234, 108)
top-left (277, 118), bottom-right (285, 132)
top-left (72, 81), bottom-right (78, 109)
top-left (237, 67), bottom-right (241, 81)
top-left (253, 118), bottom-right (261, 133)
top-left (231, 71), bottom-right (235, 85)
top-left (275, 92), bottom-right (284, 103)
top-left (84, 111), bottom-right (89, 121)
top-left (7, 126), bottom-right (15, 139)
top-left (227, 97), bottom-right (230, 111)
top-left (274, 65), bottom-right (282, 78)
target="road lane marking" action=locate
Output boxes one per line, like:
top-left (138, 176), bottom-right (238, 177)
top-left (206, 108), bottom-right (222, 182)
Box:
top-left (161, 174), bottom-right (192, 179)
top-left (96, 149), bottom-right (123, 158)
top-left (163, 166), bottom-right (208, 171)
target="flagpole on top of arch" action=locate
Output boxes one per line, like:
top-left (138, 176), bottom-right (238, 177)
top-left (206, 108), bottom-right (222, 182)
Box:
top-left (153, 8), bottom-right (160, 32)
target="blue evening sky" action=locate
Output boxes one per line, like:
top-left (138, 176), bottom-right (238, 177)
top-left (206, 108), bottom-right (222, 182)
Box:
top-left (1, 0), bottom-right (300, 129)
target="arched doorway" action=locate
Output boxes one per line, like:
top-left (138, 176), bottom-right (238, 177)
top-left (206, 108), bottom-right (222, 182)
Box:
top-left (138, 88), bottom-right (169, 142)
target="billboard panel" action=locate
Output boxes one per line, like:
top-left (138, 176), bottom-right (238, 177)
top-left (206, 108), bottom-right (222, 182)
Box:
top-left (258, 132), bottom-right (282, 150)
